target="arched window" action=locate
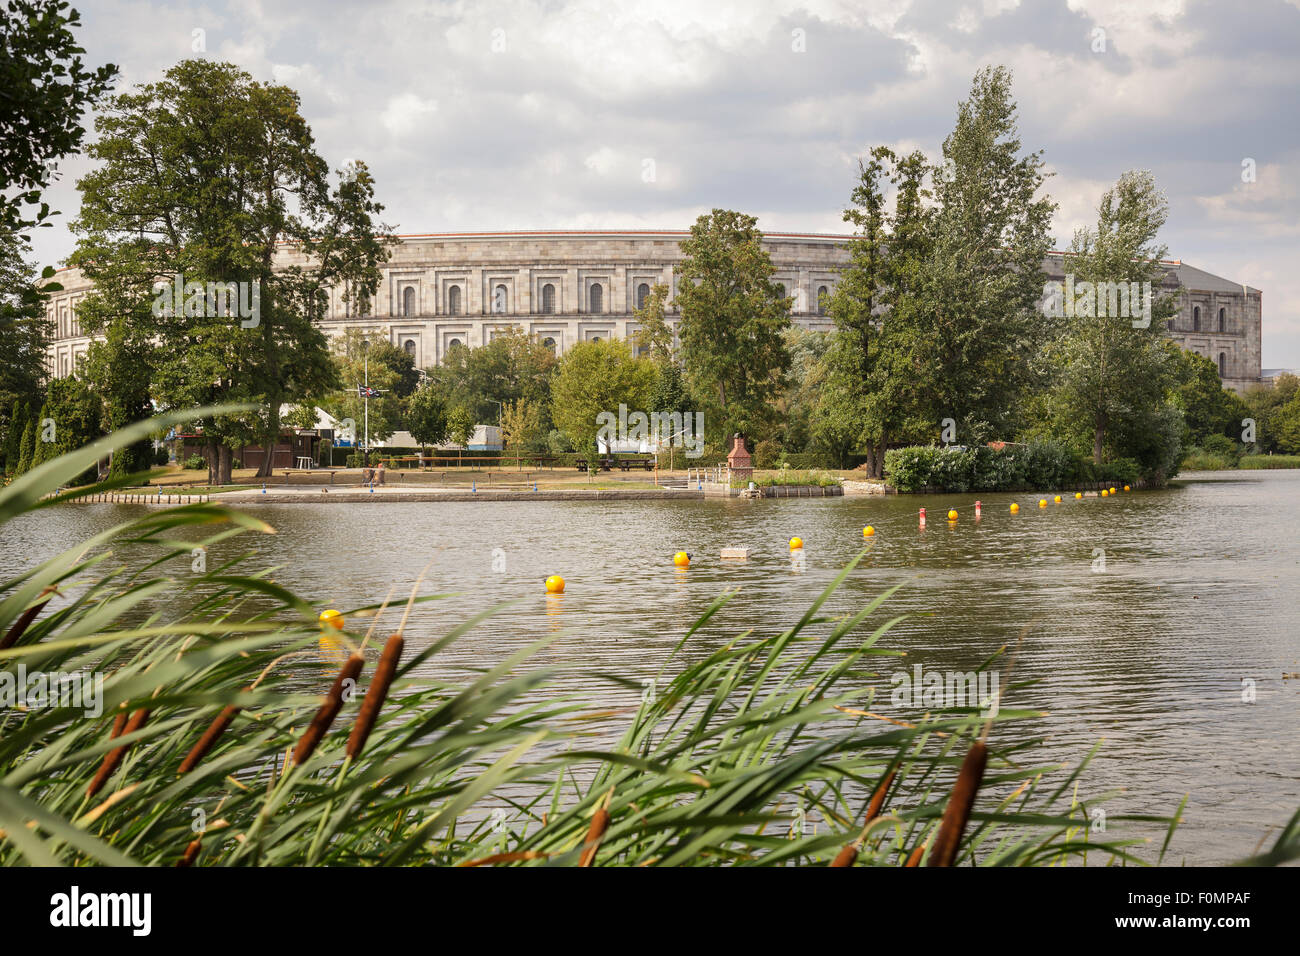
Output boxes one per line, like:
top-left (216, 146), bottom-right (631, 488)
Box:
top-left (541, 283), bottom-right (556, 314)
top-left (1218, 308), bottom-right (1226, 333)
top-left (403, 339), bottom-right (416, 356)
top-left (493, 284), bottom-right (507, 314)
top-left (448, 285), bottom-right (462, 316)
top-left (817, 285), bottom-right (829, 315)
top-left (1218, 352), bottom-right (1227, 377)
top-left (1192, 306), bottom-right (1200, 332)
top-left (447, 338), bottom-right (462, 351)
top-left (636, 283), bottom-right (650, 310)
top-left (592, 336), bottom-right (602, 342)
top-left (590, 283), bottom-right (603, 314)
top-left (403, 287), bottom-right (415, 316)
top-left (1166, 319), bottom-right (1174, 331)
top-left (541, 336), bottom-right (556, 353)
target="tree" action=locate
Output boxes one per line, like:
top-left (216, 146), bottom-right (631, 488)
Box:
top-left (1243, 373), bottom-right (1298, 454)
top-left (500, 399), bottom-right (546, 455)
top-left (822, 147), bottom-right (933, 476)
top-left (0, 230), bottom-right (54, 428)
top-left (14, 416), bottom-right (35, 475)
top-left (911, 66), bottom-right (1056, 443)
top-left (407, 380), bottom-right (449, 455)
top-left (445, 406), bottom-right (475, 466)
top-left (426, 327), bottom-right (556, 426)
top-left (550, 339), bottom-right (656, 464)
top-left (675, 209), bottom-right (791, 442)
top-left (324, 329), bottom-right (406, 449)
top-left (632, 283), bottom-right (673, 362)
top-left (71, 59), bottom-right (389, 484)
top-left (0, 0), bottom-right (117, 237)
top-left (1042, 170), bottom-right (1179, 464)
top-left (1172, 349), bottom-right (1251, 448)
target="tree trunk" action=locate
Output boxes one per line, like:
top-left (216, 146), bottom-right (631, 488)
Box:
top-left (217, 444), bottom-right (233, 485)
top-left (256, 403), bottom-right (279, 478)
top-left (207, 440), bottom-right (220, 486)
top-left (1093, 421), bottom-right (1105, 465)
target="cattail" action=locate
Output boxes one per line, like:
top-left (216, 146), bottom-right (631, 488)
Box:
top-left (292, 654), bottom-right (364, 765)
top-left (578, 807), bottom-right (611, 867)
top-left (109, 707), bottom-right (128, 739)
top-left (176, 838), bottom-right (201, 867)
top-left (0, 589), bottom-right (53, 650)
top-left (346, 634), bottom-right (403, 759)
top-left (87, 708), bottom-right (150, 799)
top-left (831, 769), bottom-right (896, 867)
top-left (457, 850), bottom-right (550, 868)
top-left (904, 842), bottom-right (926, 867)
top-left (926, 741), bottom-right (987, 867)
top-left (178, 689), bottom-right (249, 775)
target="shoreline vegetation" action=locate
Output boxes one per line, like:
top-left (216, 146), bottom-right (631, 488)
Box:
top-left (5, 419), bottom-right (1300, 867)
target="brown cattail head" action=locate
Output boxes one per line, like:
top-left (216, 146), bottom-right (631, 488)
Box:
top-left (578, 807), bottom-right (611, 867)
top-left (178, 688), bottom-right (249, 775)
top-left (292, 654), bottom-right (364, 766)
top-left (176, 838), bottom-right (201, 867)
top-left (830, 768), bottom-right (896, 867)
top-left (1, 590), bottom-right (53, 651)
top-left (904, 842), bottom-right (926, 867)
top-left (346, 634), bottom-right (403, 759)
top-left (109, 706), bottom-right (128, 739)
top-left (830, 844), bottom-right (858, 867)
top-left (87, 708), bottom-right (151, 799)
top-left (926, 741), bottom-right (988, 867)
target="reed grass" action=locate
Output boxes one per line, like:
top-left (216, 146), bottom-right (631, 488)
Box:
top-left (1, 413), bottom-right (1297, 867)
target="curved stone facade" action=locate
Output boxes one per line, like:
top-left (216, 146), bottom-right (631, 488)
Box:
top-left (42, 230), bottom-right (1261, 392)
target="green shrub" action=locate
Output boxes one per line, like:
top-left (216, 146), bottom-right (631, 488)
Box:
top-left (184, 453), bottom-right (206, 470)
top-left (1238, 454), bottom-right (1300, 469)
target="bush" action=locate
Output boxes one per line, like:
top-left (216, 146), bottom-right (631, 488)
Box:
top-left (1239, 454), bottom-right (1300, 469)
top-left (152, 447), bottom-right (170, 466)
top-left (885, 441), bottom-right (1097, 492)
top-left (184, 454), bottom-right (206, 470)
top-left (752, 439), bottom-right (781, 470)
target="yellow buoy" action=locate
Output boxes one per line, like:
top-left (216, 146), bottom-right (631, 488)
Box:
top-left (673, 551), bottom-right (690, 568)
top-left (947, 509), bottom-right (958, 521)
top-left (1038, 499), bottom-right (1047, 508)
top-left (318, 609), bottom-right (344, 630)
top-left (1123, 485), bottom-right (1130, 492)
top-left (1101, 489), bottom-right (1108, 497)
top-left (1075, 492), bottom-right (1083, 499)
top-left (789, 537), bottom-right (803, 550)
top-left (1010, 502), bottom-right (1020, 513)
top-left (1053, 495), bottom-right (1062, 503)
top-left (545, 574), bottom-right (565, 594)
top-left (863, 526), bottom-right (875, 537)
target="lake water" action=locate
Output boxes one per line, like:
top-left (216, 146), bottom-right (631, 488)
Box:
top-left (5, 469), bottom-right (1298, 864)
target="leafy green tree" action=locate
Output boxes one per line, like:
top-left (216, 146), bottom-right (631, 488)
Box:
top-left (72, 59), bottom-right (388, 484)
top-left (912, 66), bottom-right (1055, 443)
top-left (500, 399), bottom-right (546, 455)
top-left (14, 417), bottom-right (35, 475)
top-left (426, 328), bottom-right (556, 426)
top-left (1243, 373), bottom-right (1299, 454)
top-left (1172, 349), bottom-right (1251, 447)
top-left (632, 283), bottom-right (674, 362)
top-left (822, 147), bottom-right (932, 475)
top-left (675, 209), bottom-right (791, 441)
top-left (550, 339), bottom-right (656, 463)
top-left (325, 330), bottom-right (406, 448)
top-left (0, 0), bottom-right (116, 237)
top-left (1042, 170), bottom-right (1179, 464)
top-left (407, 380), bottom-right (449, 454)
top-left (0, 230), bottom-right (56, 428)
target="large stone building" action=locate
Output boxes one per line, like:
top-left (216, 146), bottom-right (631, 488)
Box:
top-left (43, 230), bottom-right (1262, 392)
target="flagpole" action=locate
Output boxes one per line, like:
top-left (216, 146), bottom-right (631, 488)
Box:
top-left (363, 341), bottom-right (369, 463)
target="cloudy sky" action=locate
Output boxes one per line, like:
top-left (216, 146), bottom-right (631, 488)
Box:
top-left (34, 0), bottom-right (1300, 367)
